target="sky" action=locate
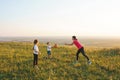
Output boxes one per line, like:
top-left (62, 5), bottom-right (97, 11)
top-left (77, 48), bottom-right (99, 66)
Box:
top-left (0, 0), bottom-right (120, 37)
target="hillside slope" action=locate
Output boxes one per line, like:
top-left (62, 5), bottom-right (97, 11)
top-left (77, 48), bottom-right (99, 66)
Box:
top-left (0, 42), bottom-right (120, 80)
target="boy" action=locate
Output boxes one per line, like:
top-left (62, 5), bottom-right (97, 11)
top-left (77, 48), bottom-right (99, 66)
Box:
top-left (47, 42), bottom-right (52, 58)
top-left (33, 39), bottom-right (40, 69)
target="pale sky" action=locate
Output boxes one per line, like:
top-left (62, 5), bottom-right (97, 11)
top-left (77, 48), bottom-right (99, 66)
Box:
top-left (0, 0), bottom-right (120, 37)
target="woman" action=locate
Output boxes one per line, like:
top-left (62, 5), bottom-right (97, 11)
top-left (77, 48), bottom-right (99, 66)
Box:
top-left (65, 36), bottom-right (92, 64)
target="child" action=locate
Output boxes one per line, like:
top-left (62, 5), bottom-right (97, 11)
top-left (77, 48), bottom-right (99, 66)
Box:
top-left (65, 36), bottom-right (92, 64)
top-left (46, 42), bottom-right (52, 58)
top-left (33, 39), bottom-right (40, 69)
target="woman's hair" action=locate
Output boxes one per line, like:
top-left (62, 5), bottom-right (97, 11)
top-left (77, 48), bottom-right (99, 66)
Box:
top-left (34, 39), bottom-right (38, 44)
top-left (72, 36), bottom-right (77, 40)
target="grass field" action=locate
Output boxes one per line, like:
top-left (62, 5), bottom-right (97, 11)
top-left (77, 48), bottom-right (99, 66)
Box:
top-left (0, 42), bottom-right (120, 80)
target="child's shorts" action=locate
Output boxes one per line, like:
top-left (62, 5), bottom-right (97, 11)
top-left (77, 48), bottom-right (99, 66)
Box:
top-left (47, 51), bottom-right (51, 55)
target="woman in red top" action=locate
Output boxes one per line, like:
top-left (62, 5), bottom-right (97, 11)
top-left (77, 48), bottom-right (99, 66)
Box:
top-left (65, 36), bottom-right (91, 64)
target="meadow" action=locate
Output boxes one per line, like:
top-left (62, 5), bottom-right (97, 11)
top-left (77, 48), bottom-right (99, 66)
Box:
top-left (0, 42), bottom-right (120, 80)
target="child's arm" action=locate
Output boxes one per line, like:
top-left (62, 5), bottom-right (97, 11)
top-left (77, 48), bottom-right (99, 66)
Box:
top-left (37, 48), bottom-right (41, 54)
top-left (35, 50), bottom-right (41, 55)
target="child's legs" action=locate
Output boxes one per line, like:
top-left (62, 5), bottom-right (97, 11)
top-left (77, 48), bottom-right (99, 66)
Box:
top-left (33, 54), bottom-right (36, 66)
top-left (80, 47), bottom-right (89, 61)
top-left (76, 49), bottom-right (81, 61)
top-left (34, 54), bottom-right (38, 65)
top-left (47, 51), bottom-right (51, 58)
